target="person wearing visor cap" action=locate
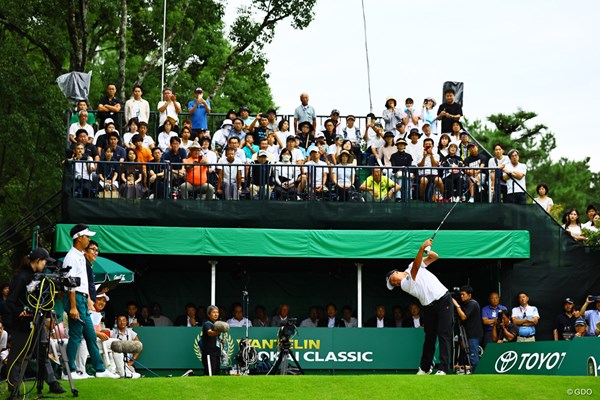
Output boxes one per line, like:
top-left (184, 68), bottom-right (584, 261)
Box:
top-left (64, 224), bottom-right (119, 379)
top-left (6, 247), bottom-right (67, 395)
top-left (385, 239), bottom-right (453, 375)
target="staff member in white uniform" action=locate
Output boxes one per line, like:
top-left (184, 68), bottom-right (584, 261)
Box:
top-left (386, 238), bottom-right (453, 375)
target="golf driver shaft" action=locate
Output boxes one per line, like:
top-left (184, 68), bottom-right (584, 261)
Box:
top-left (425, 201), bottom-right (460, 252)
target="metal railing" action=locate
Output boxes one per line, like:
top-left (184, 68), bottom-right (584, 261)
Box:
top-left (64, 160), bottom-right (530, 204)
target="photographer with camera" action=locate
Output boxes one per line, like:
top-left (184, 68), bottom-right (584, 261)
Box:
top-left (5, 248), bottom-right (65, 397)
top-left (580, 295), bottom-right (600, 336)
top-left (452, 286), bottom-right (483, 373)
top-left (491, 309), bottom-right (518, 343)
top-left (481, 291), bottom-right (508, 346)
top-left (64, 224), bottom-right (118, 379)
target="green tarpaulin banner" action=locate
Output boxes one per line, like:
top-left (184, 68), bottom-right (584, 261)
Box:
top-left (477, 339), bottom-right (600, 376)
top-left (55, 224), bottom-right (529, 259)
top-left (134, 327), bottom-right (431, 370)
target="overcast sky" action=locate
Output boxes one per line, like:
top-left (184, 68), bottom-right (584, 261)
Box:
top-left (226, 0), bottom-right (600, 171)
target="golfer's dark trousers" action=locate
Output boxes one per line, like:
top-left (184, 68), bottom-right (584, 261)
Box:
top-left (420, 292), bottom-right (453, 372)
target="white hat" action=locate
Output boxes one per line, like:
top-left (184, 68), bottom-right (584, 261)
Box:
top-left (71, 224), bottom-right (96, 240)
top-left (220, 119), bottom-right (233, 128)
top-left (96, 293), bottom-right (110, 301)
top-left (315, 131), bottom-right (325, 139)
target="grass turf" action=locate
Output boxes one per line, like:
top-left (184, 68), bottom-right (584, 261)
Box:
top-left (5, 375), bottom-right (598, 400)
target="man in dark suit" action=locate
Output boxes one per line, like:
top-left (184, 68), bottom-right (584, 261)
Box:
top-left (402, 303), bottom-right (424, 328)
top-left (317, 303), bottom-right (345, 327)
top-left (365, 305), bottom-right (395, 327)
top-left (174, 303), bottom-right (198, 327)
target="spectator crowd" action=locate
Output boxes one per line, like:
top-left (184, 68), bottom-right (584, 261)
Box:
top-left (65, 85), bottom-right (538, 204)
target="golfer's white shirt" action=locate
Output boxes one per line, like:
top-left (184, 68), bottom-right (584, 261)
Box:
top-left (400, 261), bottom-right (447, 306)
top-left (64, 247), bottom-right (88, 295)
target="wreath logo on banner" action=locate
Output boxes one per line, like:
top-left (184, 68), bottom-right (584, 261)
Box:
top-left (194, 331), bottom-right (235, 367)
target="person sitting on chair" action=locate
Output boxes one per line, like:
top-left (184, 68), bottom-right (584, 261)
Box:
top-left (365, 305), bottom-right (394, 328)
top-left (110, 313), bottom-right (142, 378)
top-left (317, 304), bottom-right (345, 327)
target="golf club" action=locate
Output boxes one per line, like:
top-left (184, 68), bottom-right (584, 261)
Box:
top-left (424, 201), bottom-right (460, 253)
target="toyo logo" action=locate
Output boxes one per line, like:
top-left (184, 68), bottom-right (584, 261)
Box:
top-left (495, 350), bottom-right (567, 373)
top-left (495, 351), bottom-right (518, 373)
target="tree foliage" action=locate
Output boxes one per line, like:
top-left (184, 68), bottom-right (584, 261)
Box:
top-left (0, 0), bottom-right (317, 273)
top-left (465, 110), bottom-right (600, 221)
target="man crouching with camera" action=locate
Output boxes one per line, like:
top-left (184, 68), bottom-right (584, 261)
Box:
top-left (452, 286), bottom-right (483, 373)
top-left (6, 248), bottom-right (65, 398)
top-left (492, 310), bottom-right (518, 343)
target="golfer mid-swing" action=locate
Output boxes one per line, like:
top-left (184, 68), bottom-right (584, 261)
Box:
top-left (386, 238), bottom-right (453, 375)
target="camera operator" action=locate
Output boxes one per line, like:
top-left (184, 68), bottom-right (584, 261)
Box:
top-left (491, 310), bottom-right (518, 343)
top-left (5, 248), bottom-right (65, 397)
top-left (64, 224), bottom-right (118, 379)
top-left (452, 286), bottom-right (483, 373)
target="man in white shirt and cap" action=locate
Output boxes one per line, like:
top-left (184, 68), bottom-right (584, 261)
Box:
top-left (386, 238), bottom-right (453, 375)
top-left (64, 223), bottom-right (119, 379)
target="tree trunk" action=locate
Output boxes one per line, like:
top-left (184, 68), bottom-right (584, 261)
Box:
top-left (117, 0), bottom-right (128, 99)
top-left (66, 0), bottom-right (89, 71)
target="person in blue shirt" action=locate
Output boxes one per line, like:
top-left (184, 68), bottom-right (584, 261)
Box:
top-left (187, 87), bottom-right (211, 139)
top-left (481, 291), bottom-right (508, 347)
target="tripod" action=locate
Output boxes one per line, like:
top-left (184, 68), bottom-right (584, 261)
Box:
top-left (267, 338), bottom-right (303, 375)
top-left (452, 310), bottom-right (472, 374)
top-left (9, 303), bottom-right (77, 398)
top-left (235, 290), bottom-right (257, 374)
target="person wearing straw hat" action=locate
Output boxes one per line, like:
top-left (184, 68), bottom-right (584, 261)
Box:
top-left (180, 140), bottom-right (214, 200)
top-left (333, 150), bottom-right (355, 201)
top-left (382, 96), bottom-right (405, 132)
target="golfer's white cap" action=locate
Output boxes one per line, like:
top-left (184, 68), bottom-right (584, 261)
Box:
top-left (71, 223), bottom-right (96, 240)
top-left (386, 269), bottom-right (398, 291)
